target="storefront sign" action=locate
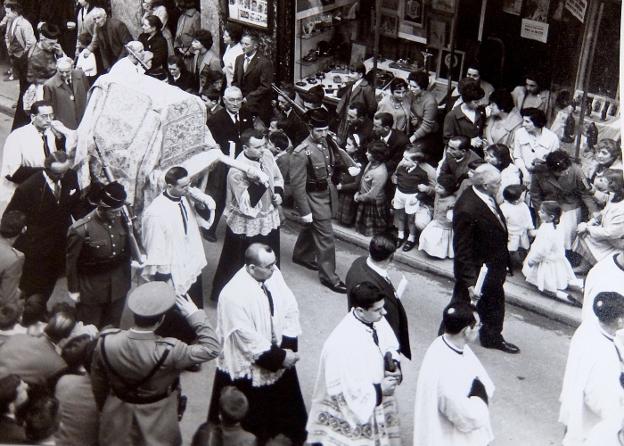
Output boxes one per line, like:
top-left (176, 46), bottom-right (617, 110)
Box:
top-left (228, 0), bottom-right (269, 29)
top-left (565, 0), bottom-right (587, 23)
top-left (520, 18), bottom-right (549, 43)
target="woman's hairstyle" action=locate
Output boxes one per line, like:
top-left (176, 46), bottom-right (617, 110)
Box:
top-left (44, 311), bottom-right (77, 344)
top-left (223, 23), bottom-right (243, 43)
top-left (545, 150), bottom-right (571, 173)
top-left (524, 71), bottom-right (546, 91)
top-left (604, 169), bottom-right (624, 202)
top-left (486, 143), bottom-right (513, 170)
top-left (521, 107), bottom-right (548, 128)
top-left (540, 200), bottom-right (562, 226)
top-left (144, 14), bottom-right (163, 32)
top-left (596, 138), bottom-right (621, 164)
top-left (389, 78), bottom-right (408, 93)
top-left (366, 141), bottom-right (388, 163)
top-left (459, 79), bottom-right (485, 103)
top-left (489, 89), bottom-right (515, 113)
top-left (407, 70), bottom-right (429, 90)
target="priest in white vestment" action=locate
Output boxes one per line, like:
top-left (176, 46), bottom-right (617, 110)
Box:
top-left (141, 166), bottom-right (213, 295)
top-left (307, 282), bottom-right (402, 446)
top-left (559, 291), bottom-right (624, 446)
top-left (0, 101), bottom-right (76, 210)
top-left (582, 252), bottom-right (624, 323)
top-left (208, 243), bottom-right (307, 444)
top-left (413, 302), bottom-right (495, 446)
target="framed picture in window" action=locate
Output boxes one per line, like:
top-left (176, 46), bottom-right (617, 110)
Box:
top-left (401, 0), bottom-right (425, 27)
top-left (380, 13), bottom-right (399, 37)
top-left (438, 48), bottom-right (465, 82)
top-left (428, 17), bottom-right (449, 48)
top-left (228, 0), bottom-right (269, 29)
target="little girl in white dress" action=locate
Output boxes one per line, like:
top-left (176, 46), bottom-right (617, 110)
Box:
top-left (418, 178), bottom-right (456, 259)
top-left (522, 201), bottom-right (583, 303)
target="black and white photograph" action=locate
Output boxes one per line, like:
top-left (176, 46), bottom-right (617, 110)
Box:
top-left (0, 0), bottom-right (621, 445)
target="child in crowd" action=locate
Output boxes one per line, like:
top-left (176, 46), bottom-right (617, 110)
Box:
top-left (418, 175), bottom-right (456, 259)
top-left (354, 141), bottom-right (389, 236)
top-left (335, 134), bottom-right (365, 227)
top-left (206, 386), bottom-right (256, 446)
top-left (391, 144), bottom-right (435, 251)
top-left (522, 201), bottom-right (583, 303)
top-left (589, 172), bottom-right (611, 208)
top-left (75, 33), bottom-right (97, 82)
top-left (500, 184), bottom-right (534, 269)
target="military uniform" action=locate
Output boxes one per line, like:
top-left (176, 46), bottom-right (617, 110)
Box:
top-left (66, 208), bottom-right (131, 328)
top-left (290, 134), bottom-right (342, 285)
top-left (90, 282), bottom-right (221, 446)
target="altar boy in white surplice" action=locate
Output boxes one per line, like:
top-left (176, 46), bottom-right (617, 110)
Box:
top-left (307, 282), bottom-right (402, 446)
top-left (413, 302), bottom-right (495, 446)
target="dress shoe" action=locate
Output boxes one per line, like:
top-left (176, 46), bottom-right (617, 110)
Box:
top-left (200, 228), bottom-right (217, 242)
top-left (481, 340), bottom-right (520, 354)
top-left (402, 240), bottom-right (416, 252)
top-left (320, 279), bottom-right (347, 294)
top-left (293, 258), bottom-right (319, 271)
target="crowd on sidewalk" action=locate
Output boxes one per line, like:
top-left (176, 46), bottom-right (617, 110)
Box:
top-left (0, 0), bottom-right (623, 445)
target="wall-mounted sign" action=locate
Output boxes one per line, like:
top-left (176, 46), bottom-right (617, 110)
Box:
top-left (565, 0), bottom-right (587, 23)
top-left (520, 18), bottom-right (549, 43)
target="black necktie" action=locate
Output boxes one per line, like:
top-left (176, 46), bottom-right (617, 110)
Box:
top-left (40, 132), bottom-right (51, 158)
top-left (178, 200), bottom-right (188, 235)
top-left (260, 282), bottom-right (274, 316)
top-left (368, 322), bottom-right (379, 346)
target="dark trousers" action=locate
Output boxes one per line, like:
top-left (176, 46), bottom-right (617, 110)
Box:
top-left (292, 218), bottom-right (340, 284)
top-left (10, 54), bottom-right (29, 130)
top-left (445, 263), bottom-right (507, 344)
top-left (204, 164), bottom-right (228, 235)
top-left (76, 297), bottom-right (126, 329)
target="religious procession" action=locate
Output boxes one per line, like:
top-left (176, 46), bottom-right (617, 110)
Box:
top-left (0, 0), bottom-right (621, 444)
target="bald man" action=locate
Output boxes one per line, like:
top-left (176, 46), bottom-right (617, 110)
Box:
top-left (108, 41), bottom-right (146, 77)
top-left (43, 56), bottom-right (89, 129)
top-left (448, 164), bottom-right (520, 354)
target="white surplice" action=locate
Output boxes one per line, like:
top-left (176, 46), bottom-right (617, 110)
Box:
top-left (306, 310), bottom-right (401, 446)
top-left (216, 267), bottom-right (301, 386)
top-left (141, 193), bottom-right (206, 294)
top-left (582, 254), bottom-right (624, 322)
top-left (559, 322), bottom-right (624, 446)
top-left (413, 336), bottom-right (495, 446)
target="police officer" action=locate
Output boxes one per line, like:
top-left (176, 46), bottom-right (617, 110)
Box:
top-left (66, 181), bottom-right (131, 328)
top-left (290, 108), bottom-right (347, 293)
top-left (90, 281), bottom-right (221, 446)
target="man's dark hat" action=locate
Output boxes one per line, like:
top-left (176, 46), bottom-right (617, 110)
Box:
top-left (300, 85), bottom-right (324, 104)
top-left (39, 23), bottom-right (62, 40)
top-left (98, 182), bottom-right (127, 209)
top-left (306, 108), bottom-right (329, 129)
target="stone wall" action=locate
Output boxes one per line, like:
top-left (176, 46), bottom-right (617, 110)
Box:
top-left (111, 0), bottom-right (143, 38)
top-left (200, 0), bottom-right (222, 57)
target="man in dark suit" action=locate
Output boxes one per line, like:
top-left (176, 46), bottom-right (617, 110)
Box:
top-left (437, 135), bottom-right (483, 194)
top-left (373, 112), bottom-right (410, 201)
top-left (232, 31), bottom-right (273, 126)
top-left (204, 86), bottom-right (254, 241)
top-left (345, 232), bottom-right (411, 359)
top-left (275, 84), bottom-right (308, 147)
top-left (43, 57), bottom-right (90, 130)
top-left (5, 151), bottom-right (81, 300)
top-left (450, 163), bottom-right (520, 354)
top-left (86, 8), bottom-right (132, 72)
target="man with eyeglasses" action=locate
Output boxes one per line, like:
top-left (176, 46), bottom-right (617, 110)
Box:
top-left (559, 291), bottom-right (624, 446)
top-left (0, 100), bottom-right (75, 210)
top-left (208, 243), bottom-right (307, 445)
top-left (307, 281), bottom-right (402, 445)
top-left (210, 129), bottom-right (284, 302)
top-left (204, 86), bottom-right (254, 242)
top-left (414, 301), bottom-right (495, 446)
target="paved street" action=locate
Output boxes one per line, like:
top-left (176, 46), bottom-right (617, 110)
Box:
top-left (0, 108), bottom-right (573, 444)
top-left (176, 220), bottom-right (573, 446)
